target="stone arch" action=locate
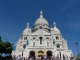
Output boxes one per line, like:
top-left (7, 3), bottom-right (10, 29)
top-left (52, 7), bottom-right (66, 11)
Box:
top-left (29, 51), bottom-right (35, 57)
top-left (38, 51), bottom-right (44, 56)
top-left (46, 50), bottom-right (52, 56)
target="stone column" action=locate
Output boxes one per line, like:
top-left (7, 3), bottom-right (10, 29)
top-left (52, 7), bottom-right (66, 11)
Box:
top-left (44, 48), bottom-right (46, 56)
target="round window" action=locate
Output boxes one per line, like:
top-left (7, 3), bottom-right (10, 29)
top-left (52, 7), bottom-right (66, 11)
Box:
top-left (56, 44), bottom-right (60, 48)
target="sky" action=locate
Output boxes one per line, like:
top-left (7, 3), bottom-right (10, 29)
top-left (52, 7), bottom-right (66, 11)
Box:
top-left (0, 0), bottom-right (80, 56)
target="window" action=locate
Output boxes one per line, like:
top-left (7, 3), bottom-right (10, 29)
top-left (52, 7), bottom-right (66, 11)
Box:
top-left (39, 26), bottom-right (42, 29)
top-left (56, 44), bottom-right (60, 48)
top-left (56, 36), bottom-right (59, 40)
top-left (39, 37), bottom-right (42, 44)
top-left (33, 42), bottom-right (35, 47)
top-left (33, 38), bottom-right (35, 40)
top-left (23, 44), bottom-right (26, 49)
top-left (47, 42), bottom-right (49, 46)
top-left (24, 37), bottom-right (27, 40)
top-left (46, 37), bottom-right (49, 39)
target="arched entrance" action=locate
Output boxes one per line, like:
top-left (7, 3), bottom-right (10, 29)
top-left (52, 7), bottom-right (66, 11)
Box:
top-left (38, 51), bottom-right (44, 56)
top-left (46, 50), bottom-right (52, 59)
top-left (29, 51), bottom-right (35, 57)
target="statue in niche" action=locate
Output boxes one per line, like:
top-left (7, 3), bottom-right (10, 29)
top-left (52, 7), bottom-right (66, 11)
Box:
top-left (26, 39), bottom-right (29, 46)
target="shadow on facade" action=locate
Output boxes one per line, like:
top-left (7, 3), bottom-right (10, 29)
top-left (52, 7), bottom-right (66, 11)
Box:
top-left (46, 50), bottom-right (52, 59)
top-left (29, 51), bottom-right (35, 57)
top-left (38, 51), bottom-right (44, 56)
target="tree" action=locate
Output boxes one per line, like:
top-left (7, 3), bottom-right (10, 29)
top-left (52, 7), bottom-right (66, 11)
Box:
top-left (0, 36), bottom-right (3, 56)
top-left (4, 41), bottom-right (13, 54)
top-left (0, 36), bottom-right (13, 56)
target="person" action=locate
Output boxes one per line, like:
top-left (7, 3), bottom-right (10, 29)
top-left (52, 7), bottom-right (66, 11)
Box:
top-left (16, 56), bottom-right (19, 60)
top-left (25, 57), bottom-right (27, 60)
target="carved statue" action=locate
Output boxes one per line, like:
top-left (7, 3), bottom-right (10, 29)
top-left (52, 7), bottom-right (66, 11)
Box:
top-left (26, 39), bottom-right (29, 46)
top-left (53, 39), bottom-right (55, 44)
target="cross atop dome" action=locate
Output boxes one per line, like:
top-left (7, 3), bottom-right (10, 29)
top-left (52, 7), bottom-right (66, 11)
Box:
top-left (40, 10), bottom-right (43, 18)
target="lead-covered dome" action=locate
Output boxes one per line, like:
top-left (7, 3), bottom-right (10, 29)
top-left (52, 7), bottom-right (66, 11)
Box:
top-left (34, 10), bottom-right (49, 25)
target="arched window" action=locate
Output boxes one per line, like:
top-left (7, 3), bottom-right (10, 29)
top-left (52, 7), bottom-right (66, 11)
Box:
top-left (56, 36), bottom-right (59, 40)
top-left (24, 37), bottom-right (27, 40)
top-left (39, 37), bottom-right (42, 44)
top-left (23, 44), bottom-right (26, 49)
top-left (46, 37), bottom-right (49, 39)
top-left (39, 26), bottom-right (42, 29)
top-left (33, 38), bottom-right (35, 40)
top-left (56, 44), bottom-right (60, 48)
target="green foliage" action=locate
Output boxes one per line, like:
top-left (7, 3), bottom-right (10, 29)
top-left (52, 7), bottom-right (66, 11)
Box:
top-left (0, 37), bottom-right (4, 55)
top-left (0, 36), bottom-right (13, 55)
top-left (4, 41), bottom-right (13, 54)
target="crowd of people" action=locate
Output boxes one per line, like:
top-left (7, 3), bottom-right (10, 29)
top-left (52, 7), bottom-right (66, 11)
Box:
top-left (12, 55), bottom-right (74, 60)
top-left (0, 55), bottom-right (13, 60)
top-left (0, 55), bottom-right (75, 60)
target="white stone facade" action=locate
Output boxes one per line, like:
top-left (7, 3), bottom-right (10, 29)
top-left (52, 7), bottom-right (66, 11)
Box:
top-left (12, 11), bottom-right (73, 59)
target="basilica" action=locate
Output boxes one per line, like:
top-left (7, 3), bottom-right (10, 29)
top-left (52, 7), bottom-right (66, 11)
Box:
top-left (12, 11), bottom-right (73, 59)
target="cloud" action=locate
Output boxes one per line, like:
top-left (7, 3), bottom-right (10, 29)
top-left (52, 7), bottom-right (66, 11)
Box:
top-left (53, 0), bottom-right (75, 18)
top-left (68, 21), bottom-right (80, 32)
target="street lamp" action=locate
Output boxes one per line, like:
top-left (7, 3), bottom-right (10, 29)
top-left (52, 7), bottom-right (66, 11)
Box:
top-left (75, 42), bottom-right (79, 57)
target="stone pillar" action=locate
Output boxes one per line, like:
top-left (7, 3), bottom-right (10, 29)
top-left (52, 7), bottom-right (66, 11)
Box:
top-left (35, 49), bottom-right (38, 56)
top-left (53, 44), bottom-right (57, 57)
top-left (44, 48), bottom-right (46, 55)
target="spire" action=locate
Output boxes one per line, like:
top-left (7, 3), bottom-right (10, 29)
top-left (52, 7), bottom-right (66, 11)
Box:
top-left (40, 10), bottom-right (43, 18)
top-left (53, 21), bottom-right (56, 27)
top-left (27, 22), bottom-right (29, 28)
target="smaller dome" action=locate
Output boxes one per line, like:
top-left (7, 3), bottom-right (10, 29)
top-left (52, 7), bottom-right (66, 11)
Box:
top-left (53, 27), bottom-right (61, 34)
top-left (22, 23), bottom-right (31, 35)
top-left (53, 22), bottom-right (61, 34)
top-left (22, 28), bottom-right (30, 35)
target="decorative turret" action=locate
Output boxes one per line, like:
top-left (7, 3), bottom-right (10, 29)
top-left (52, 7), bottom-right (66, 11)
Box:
top-left (34, 10), bottom-right (49, 26)
top-left (22, 23), bottom-right (31, 35)
top-left (27, 22), bottom-right (29, 28)
top-left (40, 10), bottom-right (43, 18)
top-left (53, 21), bottom-right (61, 34)
top-left (54, 21), bottom-right (56, 28)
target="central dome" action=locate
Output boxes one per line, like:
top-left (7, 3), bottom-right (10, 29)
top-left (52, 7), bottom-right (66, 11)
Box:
top-left (34, 17), bottom-right (49, 25)
top-left (34, 10), bottom-right (49, 25)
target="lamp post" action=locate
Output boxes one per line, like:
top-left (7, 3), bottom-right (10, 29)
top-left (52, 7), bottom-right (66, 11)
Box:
top-left (75, 42), bottom-right (79, 57)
